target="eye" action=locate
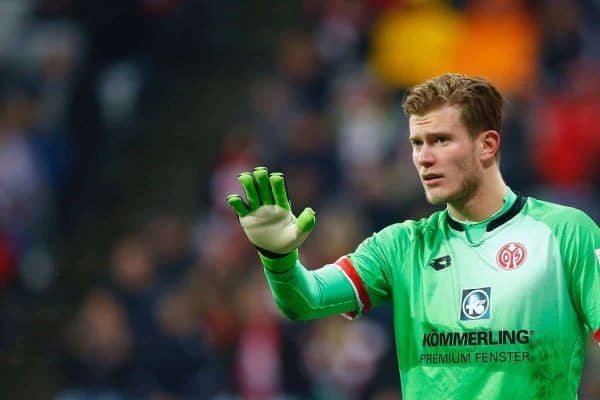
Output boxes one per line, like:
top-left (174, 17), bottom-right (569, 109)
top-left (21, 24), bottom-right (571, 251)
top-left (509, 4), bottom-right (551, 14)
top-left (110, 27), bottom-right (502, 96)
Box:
top-left (411, 139), bottom-right (423, 148)
top-left (436, 137), bottom-right (448, 144)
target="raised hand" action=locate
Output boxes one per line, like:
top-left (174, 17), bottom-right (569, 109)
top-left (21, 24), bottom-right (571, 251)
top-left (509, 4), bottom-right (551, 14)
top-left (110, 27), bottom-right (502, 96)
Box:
top-left (227, 167), bottom-right (316, 256)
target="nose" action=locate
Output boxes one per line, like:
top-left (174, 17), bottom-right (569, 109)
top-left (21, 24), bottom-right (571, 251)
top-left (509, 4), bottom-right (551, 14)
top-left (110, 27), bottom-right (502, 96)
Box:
top-left (416, 144), bottom-right (435, 167)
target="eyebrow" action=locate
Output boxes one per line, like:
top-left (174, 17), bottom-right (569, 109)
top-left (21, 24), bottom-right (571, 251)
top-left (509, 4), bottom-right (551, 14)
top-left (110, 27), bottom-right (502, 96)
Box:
top-left (409, 131), bottom-right (451, 141)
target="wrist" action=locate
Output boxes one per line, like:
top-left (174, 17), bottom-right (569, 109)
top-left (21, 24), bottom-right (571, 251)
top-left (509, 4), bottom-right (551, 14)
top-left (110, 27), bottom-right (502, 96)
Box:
top-left (259, 249), bottom-right (298, 273)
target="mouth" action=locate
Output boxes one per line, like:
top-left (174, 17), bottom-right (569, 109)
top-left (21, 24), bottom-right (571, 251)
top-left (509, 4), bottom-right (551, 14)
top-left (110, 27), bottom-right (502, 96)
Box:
top-left (422, 173), bottom-right (444, 185)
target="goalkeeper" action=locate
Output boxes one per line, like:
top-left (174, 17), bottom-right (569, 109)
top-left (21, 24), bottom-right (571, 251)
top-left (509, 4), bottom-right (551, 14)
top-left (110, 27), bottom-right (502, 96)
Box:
top-left (227, 74), bottom-right (600, 399)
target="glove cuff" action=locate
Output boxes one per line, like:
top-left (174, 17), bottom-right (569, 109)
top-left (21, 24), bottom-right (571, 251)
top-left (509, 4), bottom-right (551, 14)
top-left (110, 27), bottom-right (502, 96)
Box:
top-left (259, 249), bottom-right (298, 273)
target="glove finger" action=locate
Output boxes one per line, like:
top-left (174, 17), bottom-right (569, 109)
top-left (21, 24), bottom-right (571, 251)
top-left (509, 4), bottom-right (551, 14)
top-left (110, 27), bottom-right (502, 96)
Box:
top-left (226, 194), bottom-right (250, 217)
top-left (296, 207), bottom-right (316, 233)
top-left (269, 172), bottom-right (291, 211)
top-left (239, 172), bottom-right (261, 211)
top-left (253, 166), bottom-right (274, 205)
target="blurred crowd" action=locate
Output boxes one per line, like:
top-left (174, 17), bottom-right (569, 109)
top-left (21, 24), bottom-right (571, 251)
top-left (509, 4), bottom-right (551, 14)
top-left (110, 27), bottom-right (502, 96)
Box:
top-left (0, 0), bottom-right (599, 399)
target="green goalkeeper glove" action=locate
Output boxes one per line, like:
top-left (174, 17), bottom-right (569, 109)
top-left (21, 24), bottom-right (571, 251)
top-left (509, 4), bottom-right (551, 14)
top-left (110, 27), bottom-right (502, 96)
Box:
top-left (226, 167), bottom-right (316, 258)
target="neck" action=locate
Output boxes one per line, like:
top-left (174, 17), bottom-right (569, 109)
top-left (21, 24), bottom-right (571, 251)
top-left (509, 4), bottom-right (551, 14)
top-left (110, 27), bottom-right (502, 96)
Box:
top-left (447, 168), bottom-right (507, 222)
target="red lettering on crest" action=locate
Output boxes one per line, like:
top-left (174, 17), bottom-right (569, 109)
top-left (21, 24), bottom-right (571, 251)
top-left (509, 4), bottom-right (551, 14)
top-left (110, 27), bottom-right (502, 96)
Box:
top-left (496, 242), bottom-right (527, 270)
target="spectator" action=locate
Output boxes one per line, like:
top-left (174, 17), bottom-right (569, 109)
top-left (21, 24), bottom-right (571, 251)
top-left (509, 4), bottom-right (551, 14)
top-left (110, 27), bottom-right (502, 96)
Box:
top-left (57, 289), bottom-right (136, 400)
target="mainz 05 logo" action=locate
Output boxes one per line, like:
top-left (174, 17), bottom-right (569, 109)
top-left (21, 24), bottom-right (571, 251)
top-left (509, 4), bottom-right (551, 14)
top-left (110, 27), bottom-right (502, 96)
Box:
top-left (460, 287), bottom-right (491, 320)
top-left (422, 329), bottom-right (531, 347)
top-left (496, 242), bottom-right (527, 270)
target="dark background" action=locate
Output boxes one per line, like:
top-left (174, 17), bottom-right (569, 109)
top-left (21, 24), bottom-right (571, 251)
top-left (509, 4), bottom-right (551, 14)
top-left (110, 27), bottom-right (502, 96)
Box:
top-left (0, 0), bottom-right (598, 399)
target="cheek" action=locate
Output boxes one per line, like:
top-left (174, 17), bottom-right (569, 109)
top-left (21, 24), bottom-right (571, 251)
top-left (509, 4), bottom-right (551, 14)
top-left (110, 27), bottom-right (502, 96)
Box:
top-left (443, 153), bottom-right (473, 186)
top-left (456, 153), bottom-right (480, 183)
top-left (412, 151), bottom-right (419, 168)
top-left (452, 147), bottom-right (476, 169)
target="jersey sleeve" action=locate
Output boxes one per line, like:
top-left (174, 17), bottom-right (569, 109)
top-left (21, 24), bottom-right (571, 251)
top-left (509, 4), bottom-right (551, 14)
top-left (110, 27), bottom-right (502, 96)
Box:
top-left (335, 223), bottom-right (411, 319)
top-left (561, 210), bottom-right (600, 343)
top-left (263, 254), bottom-right (359, 321)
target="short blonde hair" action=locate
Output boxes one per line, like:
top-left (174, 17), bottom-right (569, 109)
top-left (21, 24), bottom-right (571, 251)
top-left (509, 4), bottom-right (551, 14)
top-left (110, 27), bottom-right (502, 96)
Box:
top-left (402, 73), bottom-right (504, 138)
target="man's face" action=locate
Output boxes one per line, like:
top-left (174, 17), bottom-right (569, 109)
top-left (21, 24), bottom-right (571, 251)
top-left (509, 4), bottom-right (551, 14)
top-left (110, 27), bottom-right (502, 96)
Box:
top-left (409, 104), bottom-right (482, 206)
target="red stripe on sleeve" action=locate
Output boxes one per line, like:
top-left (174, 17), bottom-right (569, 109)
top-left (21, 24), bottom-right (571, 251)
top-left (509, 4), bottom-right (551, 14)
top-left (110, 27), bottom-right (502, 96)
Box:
top-left (594, 329), bottom-right (600, 342)
top-left (335, 256), bottom-right (372, 314)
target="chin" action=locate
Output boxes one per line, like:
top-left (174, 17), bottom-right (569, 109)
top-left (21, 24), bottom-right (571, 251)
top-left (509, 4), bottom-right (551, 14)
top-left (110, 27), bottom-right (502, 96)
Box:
top-left (423, 174), bottom-right (480, 207)
top-left (424, 188), bottom-right (456, 205)
top-left (426, 195), bottom-right (448, 205)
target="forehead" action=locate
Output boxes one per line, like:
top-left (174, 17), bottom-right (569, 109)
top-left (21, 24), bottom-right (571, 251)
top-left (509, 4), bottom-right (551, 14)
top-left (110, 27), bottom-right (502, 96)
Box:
top-left (408, 104), bottom-right (466, 137)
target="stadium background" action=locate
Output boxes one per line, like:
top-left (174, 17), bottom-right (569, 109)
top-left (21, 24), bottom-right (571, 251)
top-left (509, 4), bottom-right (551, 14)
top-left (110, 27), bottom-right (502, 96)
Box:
top-left (0, 0), bottom-right (598, 398)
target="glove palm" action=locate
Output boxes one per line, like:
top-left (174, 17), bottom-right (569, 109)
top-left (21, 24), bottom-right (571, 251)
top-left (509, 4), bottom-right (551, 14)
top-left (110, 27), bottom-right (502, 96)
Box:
top-left (227, 167), bottom-right (315, 256)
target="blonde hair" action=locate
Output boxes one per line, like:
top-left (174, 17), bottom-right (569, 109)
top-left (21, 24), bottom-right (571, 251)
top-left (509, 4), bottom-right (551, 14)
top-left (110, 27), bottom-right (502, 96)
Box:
top-left (402, 73), bottom-right (504, 138)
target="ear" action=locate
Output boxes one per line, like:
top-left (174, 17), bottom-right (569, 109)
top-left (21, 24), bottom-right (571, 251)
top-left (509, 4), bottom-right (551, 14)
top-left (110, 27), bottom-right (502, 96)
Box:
top-left (479, 130), bottom-right (500, 162)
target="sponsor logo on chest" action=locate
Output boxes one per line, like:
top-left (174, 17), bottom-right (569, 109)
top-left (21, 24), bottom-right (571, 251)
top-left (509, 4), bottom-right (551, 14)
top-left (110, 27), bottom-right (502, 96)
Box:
top-left (460, 287), bottom-right (491, 321)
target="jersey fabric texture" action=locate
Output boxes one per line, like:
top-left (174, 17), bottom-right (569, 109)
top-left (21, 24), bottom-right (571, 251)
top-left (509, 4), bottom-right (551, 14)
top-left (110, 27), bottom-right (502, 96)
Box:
top-left (340, 194), bottom-right (600, 399)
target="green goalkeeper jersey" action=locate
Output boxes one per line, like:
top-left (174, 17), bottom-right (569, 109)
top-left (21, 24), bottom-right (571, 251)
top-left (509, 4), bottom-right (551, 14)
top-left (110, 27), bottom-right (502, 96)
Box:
top-left (264, 191), bottom-right (600, 399)
top-left (341, 193), bottom-right (600, 399)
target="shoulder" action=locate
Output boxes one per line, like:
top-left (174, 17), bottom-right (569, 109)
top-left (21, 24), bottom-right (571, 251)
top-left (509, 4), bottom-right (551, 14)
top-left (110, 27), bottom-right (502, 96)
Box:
top-left (524, 196), bottom-right (598, 236)
top-left (374, 210), bottom-right (446, 244)
top-left (352, 211), bottom-right (445, 271)
top-left (525, 196), bottom-right (597, 227)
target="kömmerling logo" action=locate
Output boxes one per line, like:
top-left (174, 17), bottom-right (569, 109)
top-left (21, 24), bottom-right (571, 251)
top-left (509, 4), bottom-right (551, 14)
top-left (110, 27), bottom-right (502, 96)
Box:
top-left (460, 287), bottom-right (491, 321)
top-left (422, 329), bottom-right (531, 347)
